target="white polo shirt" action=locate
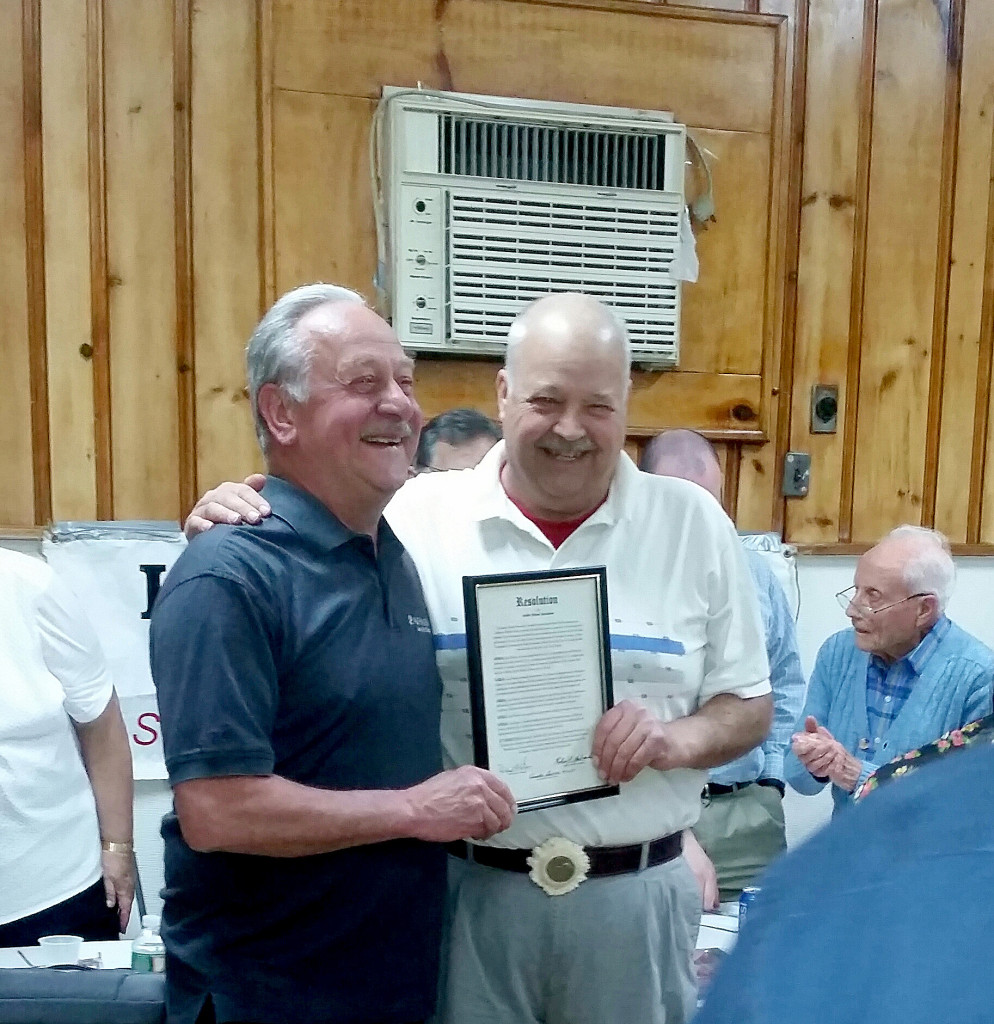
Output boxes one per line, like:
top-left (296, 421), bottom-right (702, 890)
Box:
top-left (0, 549), bottom-right (113, 924)
top-left (386, 443), bottom-right (771, 848)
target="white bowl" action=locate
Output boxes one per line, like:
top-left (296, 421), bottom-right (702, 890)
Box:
top-left (37, 934), bottom-right (83, 966)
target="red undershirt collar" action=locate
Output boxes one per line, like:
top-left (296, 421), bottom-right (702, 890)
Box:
top-left (501, 479), bottom-right (607, 549)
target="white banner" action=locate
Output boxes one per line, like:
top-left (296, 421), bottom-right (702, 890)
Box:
top-left (42, 523), bottom-right (187, 780)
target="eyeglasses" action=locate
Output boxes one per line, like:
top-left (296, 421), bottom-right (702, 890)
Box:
top-left (835, 586), bottom-right (933, 617)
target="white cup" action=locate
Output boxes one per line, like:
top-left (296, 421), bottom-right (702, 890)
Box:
top-left (37, 934), bottom-right (83, 966)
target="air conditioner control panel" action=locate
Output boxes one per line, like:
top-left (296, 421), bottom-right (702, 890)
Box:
top-left (393, 185), bottom-right (445, 344)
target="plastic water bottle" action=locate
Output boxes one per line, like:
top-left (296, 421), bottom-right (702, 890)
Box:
top-left (131, 914), bottom-right (166, 973)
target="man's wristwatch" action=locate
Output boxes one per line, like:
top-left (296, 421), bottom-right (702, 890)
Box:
top-left (756, 778), bottom-right (785, 797)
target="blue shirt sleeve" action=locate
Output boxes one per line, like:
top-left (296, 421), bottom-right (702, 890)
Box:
top-left (150, 572), bottom-right (280, 783)
top-left (756, 564), bottom-right (806, 782)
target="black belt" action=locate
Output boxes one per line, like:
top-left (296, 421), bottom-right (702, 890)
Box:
top-left (445, 833), bottom-right (682, 876)
top-left (703, 781), bottom-right (753, 798)
top-left (703, 778), bottom-right (784, 800)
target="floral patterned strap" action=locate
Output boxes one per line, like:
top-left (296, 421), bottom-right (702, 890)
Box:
top-left (856, 714), bottom-right (994, 800)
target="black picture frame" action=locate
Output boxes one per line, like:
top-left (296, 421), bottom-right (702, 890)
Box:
top-left (462, 565), bottom-right (619, 811)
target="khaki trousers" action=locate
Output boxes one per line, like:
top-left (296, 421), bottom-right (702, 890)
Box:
top-left (693, 783), bottom-right (786, 902)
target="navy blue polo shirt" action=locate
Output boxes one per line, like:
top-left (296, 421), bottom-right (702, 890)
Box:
top-left (150, 476), bottom-right (445, 1024)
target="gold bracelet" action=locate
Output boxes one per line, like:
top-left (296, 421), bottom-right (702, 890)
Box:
top-left (101, 840), bottom-right (133, 854)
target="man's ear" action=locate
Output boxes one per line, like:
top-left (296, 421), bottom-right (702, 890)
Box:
top-left (257, 383), bottom-right (298, 447)
top-left (916, 593), bottom-right (940, 630)
top-left (496, 369), bottom-right (509, 423)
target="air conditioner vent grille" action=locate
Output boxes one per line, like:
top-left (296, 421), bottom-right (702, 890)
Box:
top-left (439, 113), bottom-right (669, 191)
top-left (447, 193), bottom-right (679, 356)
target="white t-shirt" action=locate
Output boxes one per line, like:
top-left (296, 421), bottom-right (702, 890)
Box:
top-left (0, 549), bottom-right (113, 924)
top-left (386, 444), bottom-right (771, 848)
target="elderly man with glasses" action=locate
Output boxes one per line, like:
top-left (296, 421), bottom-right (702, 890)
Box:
top-left (785, 525), bottom-right (994, 814)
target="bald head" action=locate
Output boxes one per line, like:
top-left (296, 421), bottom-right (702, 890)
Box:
top-left (495, 292), bottom-right (632, 521)
top-left (640, 429), bottom-right (723, 502)
top-left (504, 293), bottom-right (630, 394)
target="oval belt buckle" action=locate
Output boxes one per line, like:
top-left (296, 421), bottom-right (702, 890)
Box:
top-left (527, 837), bottom-right (591, 896)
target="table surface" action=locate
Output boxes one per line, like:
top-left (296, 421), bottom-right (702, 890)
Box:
top-left (0, 912), bottom-right (735, 969)
top-left (0, 940), bottom-right (133, 970)
top-left (699, 910), bottom-right (739, 953)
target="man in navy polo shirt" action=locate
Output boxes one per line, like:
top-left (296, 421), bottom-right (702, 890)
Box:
top-left (150, 284), bottom-right (515, 1024)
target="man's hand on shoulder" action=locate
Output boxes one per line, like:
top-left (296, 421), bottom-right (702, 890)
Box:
top-left (184, 473), bottom-right (271, 538)
top-left (405, 765), bottom-right (516, 842)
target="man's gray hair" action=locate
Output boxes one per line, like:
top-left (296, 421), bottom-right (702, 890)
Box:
top-left (887, 524), bottom-right (955, 611)
top-left (503, 293), bottom-right (631, 392)
top-left (246, 283), bottom-right (366, 454)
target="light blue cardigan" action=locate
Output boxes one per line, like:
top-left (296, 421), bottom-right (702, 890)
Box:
top-left (785, 620), bottom-right (994, 815)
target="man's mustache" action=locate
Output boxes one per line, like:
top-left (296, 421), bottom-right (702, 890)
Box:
top-left (539, 437), bottom-right (596, 457)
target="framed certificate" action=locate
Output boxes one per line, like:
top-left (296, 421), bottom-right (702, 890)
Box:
top-left (462, 566), bottom-right (619, 811)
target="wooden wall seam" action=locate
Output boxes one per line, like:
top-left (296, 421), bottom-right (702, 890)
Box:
top-left (966, 114), bottom-right (994, 542)
top-left (724, 441), bottom-right (742, 516)
top-left (758, 11), bottom-right (790, 527)
top-left (770, 0), bottom-right (809, 535)
top-left (838, 0), bottom-right (877, 543)
top-left (86, 0), bottom-right (113, 519)
top-left (173, 0), bottom-right (197, 516)
top-left (22, 0), bottom-right (51, 526)
top-left (257, 0), bottom-right (275, 310)
top-left (921, 0), bottom-right (966, 529)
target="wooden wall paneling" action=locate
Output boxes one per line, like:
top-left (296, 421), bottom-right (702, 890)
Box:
top-left (86, 0), bottom-right (113, 519)
top-left (978, 131), bottom-right (994, 542)
top-left (784, 0), bottom-right (863, 545)
top-left (728, 9), bottom-right (792, 531)
top-left (174, 0), bottom-right (197, 516)
top-left (258, 0), bottom-right (276, 310)
top-left (757, 0), bottom-right (805, 538)
top-left (273, 0), bottom-right (780, 135)
top-left (721, 440), bottom-right (741, 518)
top-left (272, 91), bottom-right (378, 297)
top-left (936, 0), bottom-right (994, 540)
top-left (921, 0), bottom-right (965, 533)
top-left (0, 0), bottom-right (35, 527)
top-left (42, 0), bottom-right (97, 521)
top-left (975, 175), bottom-right (994, 541)
top-left (22, 0), bottom-right (52, 526)
top-left (848, 0), bottom-right (947, 543)
top-left (103, 0), bottom-right (179, 520)
top-left (437, 1), bottom-right (778, 136)
top-left (191, 0), bottom-right (265, 490)
top-left (837, 0), bottom-right (877, 543)
top-left (680, 129), bottom-right (771, 379)
top-left (413, 358), bottom-right (763, 436)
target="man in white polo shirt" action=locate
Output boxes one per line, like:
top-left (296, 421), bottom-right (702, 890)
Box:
top-left (186, 292), bottom-right (772, 1024)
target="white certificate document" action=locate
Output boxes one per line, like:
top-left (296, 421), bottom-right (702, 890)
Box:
top-left (463, 567), bottom-right (618, 810)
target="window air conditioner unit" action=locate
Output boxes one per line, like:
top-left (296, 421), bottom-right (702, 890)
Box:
top-left (374, 87), bottom-right (687, 368)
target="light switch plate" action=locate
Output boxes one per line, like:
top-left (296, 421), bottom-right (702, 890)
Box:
top-left (782, 451), bottom-right (811, 496)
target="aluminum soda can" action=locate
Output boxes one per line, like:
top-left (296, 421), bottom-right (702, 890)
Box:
top-left (738, 886), bottom-right (760, 929)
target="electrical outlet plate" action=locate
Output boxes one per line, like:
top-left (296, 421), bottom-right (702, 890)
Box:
top-left (782, 451), bottom-right (811, 497)
top-left (810, 384), bottom-right (839, 434)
